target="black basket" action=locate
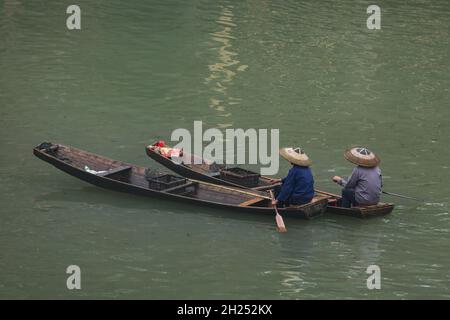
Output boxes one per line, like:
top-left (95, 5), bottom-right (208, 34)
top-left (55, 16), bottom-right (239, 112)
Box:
top-left (147, 174), bottom-right (187, 191)
top-left (219, 167), bottom-right (260, 188)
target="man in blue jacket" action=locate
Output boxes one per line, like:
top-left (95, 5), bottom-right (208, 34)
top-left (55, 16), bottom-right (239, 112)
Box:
top-left (271, 147), bottom-right (315, 207)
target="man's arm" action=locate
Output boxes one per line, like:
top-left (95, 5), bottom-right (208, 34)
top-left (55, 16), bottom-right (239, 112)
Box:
top-left (333, 168), bottom-right (358, 188)
top-left (341, 168), bottom-right (359, 189)
top-left (277, 170), bottom-right (295, 202)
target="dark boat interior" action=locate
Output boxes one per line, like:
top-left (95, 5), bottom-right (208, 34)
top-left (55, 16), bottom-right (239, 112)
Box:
top-left (38, 143), bottom-right (281, 208)
top-left (148, 145), bottom-right (274, 190)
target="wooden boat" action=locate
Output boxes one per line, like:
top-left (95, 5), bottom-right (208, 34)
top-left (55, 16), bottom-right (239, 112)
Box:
top-left (145, 143), bottom-right (274, 190)
top-left (310, 190), bottom-right (394, 218)
top-left (33, 142), bottom-right (330, 219)
top-left (145, 142), bottom-right (394, 218)
top-left (326, 202), bottom-right (394, 218)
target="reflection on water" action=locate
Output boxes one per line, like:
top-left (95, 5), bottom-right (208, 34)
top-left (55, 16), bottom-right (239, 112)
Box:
top-left (276, 219), bottom-right (386, 298)
top-left (2, 0), bottom-right (23, 17)
top-left (1, 0), bottom-right (23, 50)
top-left (205, 4), bottom-right (248, 128)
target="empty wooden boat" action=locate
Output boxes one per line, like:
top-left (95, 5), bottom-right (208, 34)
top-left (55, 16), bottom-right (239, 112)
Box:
top-left (145, 142), bottom-right (394, 218)
top-left (145, 143), bottom-right (274, 190)
top-left (33, 142), bottom-right (330, 219)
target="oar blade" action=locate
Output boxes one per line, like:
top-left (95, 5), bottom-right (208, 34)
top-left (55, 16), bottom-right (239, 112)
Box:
top-left (269, 190), bottom-right (287, 233)
top-left (276, 213), bottom-right (287, 233)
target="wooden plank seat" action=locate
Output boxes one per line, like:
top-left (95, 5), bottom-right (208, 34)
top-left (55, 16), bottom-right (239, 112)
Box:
top-left (97, 165), bottom-right (132, 177)
top-left (239, 197), bottom-right (265, 207)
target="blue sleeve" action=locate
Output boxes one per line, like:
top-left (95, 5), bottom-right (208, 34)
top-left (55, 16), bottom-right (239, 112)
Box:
top-left (277, 169), bottom-right (296, 201)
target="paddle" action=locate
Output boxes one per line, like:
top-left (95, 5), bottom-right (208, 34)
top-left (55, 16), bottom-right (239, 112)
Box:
top-left (382, 191), bottom-right (423, 202)
top-left (315, 189), bottom-right (339, 198)
top-left (269, 190), bottom-right (287, 233)
top-left (318, 186), bottom-right (422, 202)
top-left (189, 178), bottom-right (271, 200)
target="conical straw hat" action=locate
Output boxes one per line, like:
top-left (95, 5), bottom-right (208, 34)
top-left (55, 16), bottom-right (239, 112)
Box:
top-left (279, 147), bottom-right (312, 167)
top-left (344, 146), bottom-right (380, 167)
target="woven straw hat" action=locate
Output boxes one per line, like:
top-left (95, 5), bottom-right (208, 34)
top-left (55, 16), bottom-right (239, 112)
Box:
top-left (279, 147), bottom-right (312, 167)
top-left (344, 146), bottom-right (380, 167)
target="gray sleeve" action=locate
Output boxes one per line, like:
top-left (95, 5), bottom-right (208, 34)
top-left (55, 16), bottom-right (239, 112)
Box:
top-left (342, 168), bottom-right (359, 189)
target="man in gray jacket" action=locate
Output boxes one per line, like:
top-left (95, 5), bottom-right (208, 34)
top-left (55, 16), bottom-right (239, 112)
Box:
top-left (332, 147), bottom-right (382, 208)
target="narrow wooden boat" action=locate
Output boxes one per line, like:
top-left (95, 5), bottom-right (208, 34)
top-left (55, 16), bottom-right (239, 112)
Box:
top-left (145, 143), bottom-right (274, 190)
top-left (310, 190), bottom-right (394, 218)
top-left (33, 142), bottom-right (330, 219)
top-left (326, 202), bottom-right (394, 218)
top-left (145, 142), bottom-right (394, 218)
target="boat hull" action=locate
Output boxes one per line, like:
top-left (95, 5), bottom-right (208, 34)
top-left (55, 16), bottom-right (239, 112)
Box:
top-left (34, 144), bottom-right (329, 219)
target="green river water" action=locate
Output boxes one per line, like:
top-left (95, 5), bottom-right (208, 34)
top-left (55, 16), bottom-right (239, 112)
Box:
top-left (0, 0), bottom-right (449, 299)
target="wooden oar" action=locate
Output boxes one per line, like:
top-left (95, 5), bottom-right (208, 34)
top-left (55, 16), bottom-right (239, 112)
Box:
top-left (317, 188), bottom-right (422, 202)
top-left (382, 191), bottom-right (422, 202)
top-left (269, 190), bottom-right (287, 233)
top-left (314, 189), bottom-right (339, 198)
top-left (188, 178), bottom-right (271, 200)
